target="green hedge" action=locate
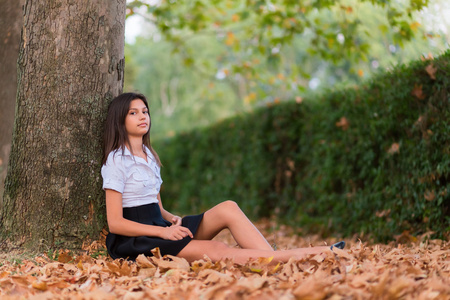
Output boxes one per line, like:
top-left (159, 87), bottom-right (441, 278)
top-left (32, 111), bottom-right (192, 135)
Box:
top-left (155, 51), bottom-right (450, 241)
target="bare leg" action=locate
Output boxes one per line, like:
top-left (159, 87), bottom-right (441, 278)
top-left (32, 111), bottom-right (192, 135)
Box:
top-left (177, 240), bottom-right (331, 264)
top-left (182, 200), bottom-right (331, 263)
top-left (194, 200), bottom-right (272, 250)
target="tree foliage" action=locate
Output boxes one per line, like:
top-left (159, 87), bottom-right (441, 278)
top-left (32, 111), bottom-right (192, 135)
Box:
top-left (124, 0), bottom-right (447, 138)
top-left (155, 51), bottom-right (450, 241)
top-left (126, 0), bottom-right (435, 83)
top-left (129, 0), bottom-right (430, 62)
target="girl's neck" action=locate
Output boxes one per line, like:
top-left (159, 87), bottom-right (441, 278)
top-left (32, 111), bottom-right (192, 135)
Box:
top-left (126, 137), bottom-right (145, 157)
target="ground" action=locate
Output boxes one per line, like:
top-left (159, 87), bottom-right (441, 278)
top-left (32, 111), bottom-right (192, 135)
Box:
top-left (0, 219), bottom-right (449, 299)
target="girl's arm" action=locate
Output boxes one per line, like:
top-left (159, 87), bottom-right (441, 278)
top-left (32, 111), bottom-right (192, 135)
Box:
top-left (157, 193), bottom-right (182, 225)
top-left (105, 189), bottom-right (192, 240)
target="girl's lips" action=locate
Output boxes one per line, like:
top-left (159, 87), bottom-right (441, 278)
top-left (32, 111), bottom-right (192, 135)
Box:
top-left (138, 123), bottom-right (148, 127)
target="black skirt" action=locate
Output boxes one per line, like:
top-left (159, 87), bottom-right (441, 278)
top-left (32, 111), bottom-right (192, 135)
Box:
top-left (106, 203), bottom-right (204, 260)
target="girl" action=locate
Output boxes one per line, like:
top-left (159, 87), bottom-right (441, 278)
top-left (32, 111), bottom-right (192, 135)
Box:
top-left (102, 92), bottom-right (345, 264)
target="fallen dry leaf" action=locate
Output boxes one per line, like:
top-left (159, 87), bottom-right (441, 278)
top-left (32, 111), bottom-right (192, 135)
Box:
top-left (411, 83), bottom-right (426, 99)
top-left (135, 254), bottom-right (156, 268)
top-left (335, 117), bottom-right (349, 131)
top-left (387, 142), bottom-right (400, 154)
top-left (31, 280), bottom-right (48, 291)
top-left (424, 190), bottom-right (436, 201)
top-left (0, 220), bottom-right (448, 299)
top-left (293, 276), bottom-right (327, 300)
top-left (57, 250), bottom-right (73, 263)
top-left (425, 63), bottom-right (437, 79)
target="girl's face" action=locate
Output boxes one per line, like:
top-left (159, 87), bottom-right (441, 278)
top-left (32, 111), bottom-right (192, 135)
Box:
top-left (125, 99), bottom-right (150, 138)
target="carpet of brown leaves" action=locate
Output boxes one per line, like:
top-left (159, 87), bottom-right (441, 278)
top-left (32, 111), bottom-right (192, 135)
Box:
top-left (0, 220), bottom-right (449, 299)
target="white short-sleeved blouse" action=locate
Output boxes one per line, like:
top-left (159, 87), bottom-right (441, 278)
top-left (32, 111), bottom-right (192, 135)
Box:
top-left (101, 146), bottom-right (163, 208)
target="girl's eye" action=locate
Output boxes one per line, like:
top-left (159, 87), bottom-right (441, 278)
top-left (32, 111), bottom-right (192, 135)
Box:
top-left (128, 110), bottom-right (148, 115)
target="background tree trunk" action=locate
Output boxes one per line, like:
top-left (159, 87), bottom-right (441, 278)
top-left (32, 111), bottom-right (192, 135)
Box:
top-left (0, 0), bottom-right (23, 210)
top-left (1, 0), bottom-right (126, 250)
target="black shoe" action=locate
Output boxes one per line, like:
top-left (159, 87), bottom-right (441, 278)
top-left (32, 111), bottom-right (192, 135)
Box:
top-left (330, 241), bottom-right (345, 250)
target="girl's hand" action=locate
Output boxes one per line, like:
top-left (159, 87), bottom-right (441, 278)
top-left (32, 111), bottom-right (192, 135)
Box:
top-left (161, 225), bottom-right (193, 240)
top-left (172, 215), bottom-right (182, 226)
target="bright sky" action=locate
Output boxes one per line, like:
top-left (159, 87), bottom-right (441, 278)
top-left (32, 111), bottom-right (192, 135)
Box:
top-left (125, 16), bottom-right (143, 43)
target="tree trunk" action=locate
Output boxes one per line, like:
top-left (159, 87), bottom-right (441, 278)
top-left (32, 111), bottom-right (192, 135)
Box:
top-left (0, 0), bottom-right (23, 210)
top-left (1, 0), bottom-right (126, 250)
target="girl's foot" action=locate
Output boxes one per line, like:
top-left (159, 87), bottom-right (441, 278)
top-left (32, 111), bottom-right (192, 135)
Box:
top-left (330, 241), bottom-right (345, 251)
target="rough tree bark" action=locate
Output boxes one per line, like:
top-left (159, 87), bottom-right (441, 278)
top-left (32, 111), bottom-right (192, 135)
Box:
top-left (1, 0), bottom-right (126, 249)
top-left (0, 0), bottom-right (23, 209)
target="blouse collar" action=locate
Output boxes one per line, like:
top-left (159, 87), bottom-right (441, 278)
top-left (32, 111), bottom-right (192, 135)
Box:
top-left (120, 145), bottom-right (156, 164)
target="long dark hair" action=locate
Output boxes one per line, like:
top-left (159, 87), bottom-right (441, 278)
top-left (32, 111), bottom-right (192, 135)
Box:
top-left (102, 92), bottom-right (161, 166)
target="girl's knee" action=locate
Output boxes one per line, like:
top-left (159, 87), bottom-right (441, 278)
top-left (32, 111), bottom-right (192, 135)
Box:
top-left (178, 240), bottom-right (230, 262)
top-left (205, 200), bottom-right (243, 225)
top-left (220, 200), bottom-right (240, 211)
top-left (212, 240), bottom-right (230, 250)
top-left (209, 241), bottom-right (232, 256)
